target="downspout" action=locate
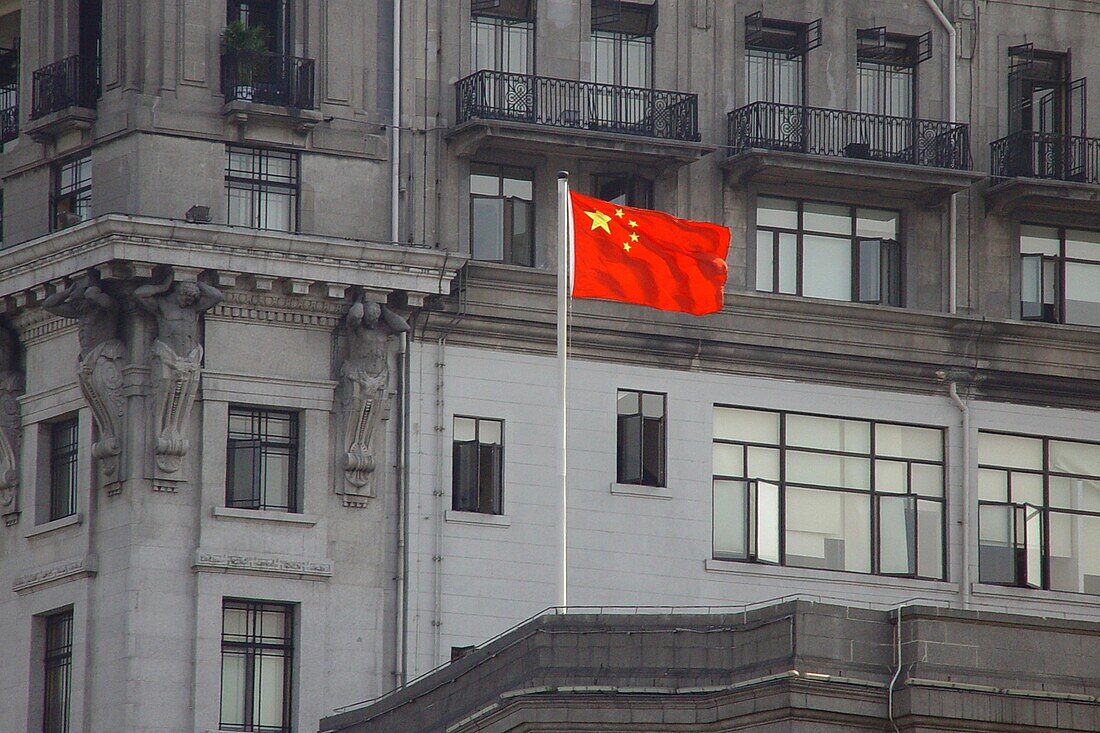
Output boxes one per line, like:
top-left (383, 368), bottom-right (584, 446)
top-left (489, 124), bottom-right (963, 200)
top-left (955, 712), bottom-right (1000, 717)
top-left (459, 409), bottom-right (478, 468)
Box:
top-left (887, 606), bottom-right (903, 733)
top-left (394, 331), bottom-right (409, 686)
top-left (391, 0), bottom-right (402, 244)
top-left (922, 0), bottom-right (959, 313)
top-left (948, 381), bottom-right (972, 610)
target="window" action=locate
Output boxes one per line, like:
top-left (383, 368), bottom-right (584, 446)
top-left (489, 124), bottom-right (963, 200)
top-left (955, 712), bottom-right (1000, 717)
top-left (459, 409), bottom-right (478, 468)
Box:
top-left (226, 146), bottom-right (299, 232)
top-left (472, 0), bottom-right (534, 74)
top-left (43, 609), bottom-right (73, 733)
top-left (978, 431), bottom-right (1100, 594)
top-left (48, 418), bottom-right (78, 522)
top-left (745, 14), bottom-right (819, 106)
top-left (591, 2), bottom-right (655, 130)
top-left (226, 407), bottom-right (299, 513)
top-left (595, 174), bottom-right (653, 209)
top-left (220, 600), bottom-right (294, 733)
top-left (51, 154), bottom-right (91, 232)
top-left (1020, 225), bottom-right (1100, 327)
top-left (755, 197), bottom-right (902, 306)
top-left (857, 29), bottom-right (930, 119)
top-left (712, 406), bottom-right (945, 579)
top-left (452, 416), bottom-right (503, 514)
top-left (470, 163), bottom-right (533, 266)
top-left (617, 390), bottom-right (665, 487)
top-left (228, 0), bottom-right (289, 54)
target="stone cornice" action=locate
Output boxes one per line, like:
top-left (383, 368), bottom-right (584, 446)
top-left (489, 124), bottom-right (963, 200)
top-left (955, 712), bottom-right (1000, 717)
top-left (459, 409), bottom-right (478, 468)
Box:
top-left (207, 290), bottom-right (345, 330)
top-left (192, 550), bottom-right (334, 580)
top-left (13, 555), bottom-right (97, 594)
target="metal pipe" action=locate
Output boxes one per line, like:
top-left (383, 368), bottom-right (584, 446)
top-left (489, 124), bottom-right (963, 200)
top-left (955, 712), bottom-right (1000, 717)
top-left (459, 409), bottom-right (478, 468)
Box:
top-left (556, 171), bottom-right (570, 608)
top-left (948, 381), bottom-right (972, 609)
top-left (391, 0), bottom-right (402, 244)
top-left (887, 606), bottom-right (903, 733)
top-left (393, 331), bottom-right (409, 685)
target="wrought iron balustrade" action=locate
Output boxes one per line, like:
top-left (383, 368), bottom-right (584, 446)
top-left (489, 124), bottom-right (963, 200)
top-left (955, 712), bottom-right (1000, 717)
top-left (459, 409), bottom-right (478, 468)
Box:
top-left (0, 102), bottom-right (16, 143)
top-left (727, 101), bottom-right (971, 171)
top-left (455, 70), bottom-right (700, 143)
top-left (990, 130), bottom-right (1100, 184)
top-left (30, 54), bottom-right (99, 119)
top-left (221, 52), bottom-right (316, 110)
top-left (0, 47), bottom-right (17, 142)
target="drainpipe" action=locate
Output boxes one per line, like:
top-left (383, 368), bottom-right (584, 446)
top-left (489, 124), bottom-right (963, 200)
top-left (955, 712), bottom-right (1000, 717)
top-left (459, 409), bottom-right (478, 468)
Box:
top-left (394, 331), bottom-right (409, 686)
top-left (922, 0), bottom-right (959, 313)
top-left (947, 380), bottom-right (972, 610)
top-left (391, 0), bottom-right (402, 244)
top-left (887, 606), bottom-right (903, 733)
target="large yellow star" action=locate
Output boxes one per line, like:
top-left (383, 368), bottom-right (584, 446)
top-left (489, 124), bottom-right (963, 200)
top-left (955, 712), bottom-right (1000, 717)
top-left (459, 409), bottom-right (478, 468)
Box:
top-left (622, 242), bottom-right (632, 252)
top-left (629, 232), bottom-right (639, 242)
top-left (584, 209), bottom-right (613, 235)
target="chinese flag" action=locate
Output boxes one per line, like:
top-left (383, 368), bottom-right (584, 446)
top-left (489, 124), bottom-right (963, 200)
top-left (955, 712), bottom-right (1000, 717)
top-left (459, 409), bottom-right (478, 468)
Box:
top-left (569, 191), bottom-right (730, 316)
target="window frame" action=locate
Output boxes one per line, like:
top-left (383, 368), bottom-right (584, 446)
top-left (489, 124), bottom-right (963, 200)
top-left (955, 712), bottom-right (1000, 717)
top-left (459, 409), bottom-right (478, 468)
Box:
top-left (1019, 223), bottom-right (1100, 327)
top-left (42, 608), bottom-right (74, 733)
top-left (50, 153), bottom-right (92, 233)
top-left (471, 11), bottom-right (535, 75)
top-left (451, 415), bottom-right (505, 515)
top-left (856, 31), bottom-right (925, 119)
top-left (469, 162), bottom-right (535, 267)
top-left (225, 406), bottom-right (301, 513)
top-left (594, 173), bottom-right (653, 209)
top-left (47, 417), bottom-right (79, 523)
top-left (219, 599), bottom-right (295, 733)
top-left (616, 389), bottom-right (667, 488)
top-left (225, 145), bottom-right (300, 233)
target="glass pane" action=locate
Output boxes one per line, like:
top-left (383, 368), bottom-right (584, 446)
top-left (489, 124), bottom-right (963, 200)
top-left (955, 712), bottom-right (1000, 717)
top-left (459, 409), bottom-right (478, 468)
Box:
top-left (875, 424), bottom-right (943, 461)
top-left (856, 209), bottom-right (898, 239)
top-left (713, 479), bottom-right (748, 559)
top-left (1049, 476), bottom-right (1100, 512)
top-left (858, 239), bottom-right (881, 303)
top-left (263, 451), bottom-right (290, 508)
top-left (617, 391), bottom-right (639, 415)
top-left (802, 235), bottom-right (852, 301)
top-left (227, 186), bottom-right (253, 227)
top-left (641, 393), bottom-right (664, 418)
top-left (756, 231), bottom-right (774, 292)
top-left (1065, 261), bottom-right (1100, 326)
top-left (454, 417), bottom-right (476, 442)
top-left (713, 407), bottom-right (779, 444)
top-left (803, 202), bottom-right (852, 235)
top-left (1050, 440), bottom-right (1100, 477)
top-left (220, 652), bottom-right (248, 726)
top-left (785, 487), bottom-right (871, 572)
top-left (254, 653), bottom-right (286, 727)
top-left (978, 432), bottom-right (1043, 470)
top-left (878, 495), bottom-right (916, 575)
top-left (757, 480), bottom-right (781, 563)
top-left (747, 446), bottom-right (781, 482)
top-left (917, 500), bottom-right (944, 579)
top-left (222, 606), bottom-right (249, 640)
top-left (787, 414), bottom-right (870, 453)
top-left (874, 460), bottom-right (908, 494)
top-left (1020, 224), bottom-right (1060, 255)
top-left (1010, 471), bottom-right (1044, 506)
top-left (471, 197), bottom-right (505, 261)
top-left (910, 463), bottom-right (944, 497)
top-left (778, 233), bottom-right (798, 294)
top-left (1065, 228), bottom-right (1100, 260)
top-left (470, 173), bottom-right (499, 196)
top-left (502, 174), bottom-right (532, 200)
top-left (713, 443), bottom-right (744, 477)
top-left (757, 197), bottom-right (798, 229)
top-left (259, 608), bottom-right (286, 641)
top-left (1024, 505), bottom-right (1043, 588)
top-left (978, 503), bottom-right (1016, 584)
top-left (1048, 511), bottom-right (1100, 593)
top-left (479, 419), bottom-right (502, 445)
top-left (786, 451), bottom-right (871, 489)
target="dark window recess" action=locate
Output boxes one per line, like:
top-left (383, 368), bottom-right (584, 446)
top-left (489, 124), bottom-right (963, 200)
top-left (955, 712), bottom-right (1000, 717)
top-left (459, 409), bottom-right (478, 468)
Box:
top-left (450, 645), bottom-right (476, 661)
top-left (43, 609), bottom-right (74, 733)
top-left (1019, 224), bottom-right (1100, 327)
top-left (220, 600), bottom-right (294, 732)
top-left (0, 45), bottom-right (18, 143)
top-left (593, 1), bottom-right (657, 34)
top-left (49, 417), bottom-right (79, 522)
top-left (616, 390), bottom-right (666, 487)
top-left (226, 407), bottom-right (299, 513)
top-left (745, 12), bottom-right (821, 60)
top-left (452, 416), bottom-right (504, 515)
top-left (51, 154), bottom-right (92, 231)
top-left (857, 28), bottom-right (930, 120)
top-left (472, 0), bottom-right (535, 21)
top-left (595, 174), bottom-right (653, 209)
top-left (470, 163), bottom-right (534, 266)
top-left (225, 146), bottom-right (299, 232)
top-left (228, 0), bottom-right (289, 54)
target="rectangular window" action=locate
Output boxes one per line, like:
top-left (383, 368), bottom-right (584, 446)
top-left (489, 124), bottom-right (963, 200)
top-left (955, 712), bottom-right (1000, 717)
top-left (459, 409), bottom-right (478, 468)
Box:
top-left (595, 174), bottom-right (653, 209)
top-left (713, 406), bottom-right (946, 579)
top-left (470, 163), bottom-right (534, 266)
top-left (978, 431), bottom-right (1100, 594)
top-left (226, 146), bottom-right (299, 233)
top-left (43, 609), bottom-right (73, 733)
top-left (745, 16), bottom-right (812, 106)
top-left (220, 600), bottom-right (293, 733)
top-left (755, 197), bottom-right (902, 306)
top-left (1020, 224), bottom-right (1100, 327)
top-left (616, 390), bottom-right (666, 487)
top-left (51, 154), bottom-right (91, 232)
top-left (228, 0), bottom-right (289, 53)
top-left (48, 418), bottom-right (79, 522)
top-left (226, 407), bottom-right (299, 513)
top-left (452, 416), bottom-right (504, 514)
top-left (472, 3), bottom-right (534, 74)
top-left (591, 2), bottom-right (655, 131)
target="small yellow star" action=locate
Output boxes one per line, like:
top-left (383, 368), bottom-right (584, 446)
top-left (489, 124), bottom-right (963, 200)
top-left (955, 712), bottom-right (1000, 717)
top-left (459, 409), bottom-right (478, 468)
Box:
top-left (622, 242), bottom-right (632, 252)
top-left (629, 232), bottom-right (639, 242)
top-left (585, 209), bottom-right (613, 234)
top-left (614, 208), bottom-right (625, 218)
top-left (628, 219), bottom-right (638, 228)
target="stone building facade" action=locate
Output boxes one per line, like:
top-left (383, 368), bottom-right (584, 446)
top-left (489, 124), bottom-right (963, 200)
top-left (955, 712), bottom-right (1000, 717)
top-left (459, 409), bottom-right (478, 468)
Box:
top-left (0, 1), bottom-right (1096, 732)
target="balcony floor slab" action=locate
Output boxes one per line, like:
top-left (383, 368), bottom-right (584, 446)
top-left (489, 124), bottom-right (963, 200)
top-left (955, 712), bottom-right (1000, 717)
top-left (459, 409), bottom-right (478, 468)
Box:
top-left (984, 176), bottom-right (1100, 216)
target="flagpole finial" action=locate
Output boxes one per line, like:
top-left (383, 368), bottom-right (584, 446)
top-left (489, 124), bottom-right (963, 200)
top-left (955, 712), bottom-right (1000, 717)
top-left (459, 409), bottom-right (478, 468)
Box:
top-left (558, 170), bottom-right (569, 180)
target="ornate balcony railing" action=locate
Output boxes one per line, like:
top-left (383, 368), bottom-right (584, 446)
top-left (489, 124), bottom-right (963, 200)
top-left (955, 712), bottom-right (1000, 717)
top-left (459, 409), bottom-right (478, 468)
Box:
top-left (0, 101), bottom-right (16, 143)
top-left (727, 101), bottom-right (972, 171)
top-left (30, 54), bottom-right (99, 119)
top-left (0, 47), bottom-right (17, 142)
top-left (990, 130), bottom-right (1100, 184)
top-left (455, 70), bottom-right (700, 143)
top-left (221, 52), bottom-right (316, 110)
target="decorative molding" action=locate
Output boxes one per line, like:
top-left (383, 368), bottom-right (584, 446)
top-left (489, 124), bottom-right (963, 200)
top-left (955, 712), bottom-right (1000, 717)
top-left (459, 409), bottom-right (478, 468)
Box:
top-left (193, 551), bottom-right (333, 580)
top-left (13, 555), bottom-right (97, 594)
top-left (209, 291), bottom-right (345, 330)
top-left (11, 309), bottom-right (73, 346)
top-left (3, 510), bottom-right (20, 526)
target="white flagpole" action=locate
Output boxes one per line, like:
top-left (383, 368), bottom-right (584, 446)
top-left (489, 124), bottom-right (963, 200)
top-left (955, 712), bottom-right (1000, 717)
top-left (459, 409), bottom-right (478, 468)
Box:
top-left (556, 170), bottom-right (569, 609)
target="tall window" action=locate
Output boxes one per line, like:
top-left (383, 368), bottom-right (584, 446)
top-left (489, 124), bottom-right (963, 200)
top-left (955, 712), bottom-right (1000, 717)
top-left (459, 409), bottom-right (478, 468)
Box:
top-left (472, 1), bottom-right (533, 74)
top-left (452, 416), bottom-right (503, 514)
top-left (226, 407), bottom-right (299, 513)
top-left (470, 163), bottom-right (533, 266)
top-left (1020, 225), bottom-right (1100, 327)
top-left (616, 390), bottom-right (665, 487)
top-left (713, 406), bottom-right (945, 579)
top-left (745, 15), bottom-right (817, 106)
top-left (228, 0), bottom-right (289, 54)
top-left (978, 432), bottom-right (1100, 594)
top-left (591, 2), bottom-right (654, 130)
top-left (595, 174), bottom-right (653, 209)
top-left (51, 154), bottom-right (91, 231)
top-left (226, 146), bottom-right (299, 232)
top-left (43, 609), bottom-right (73, 733)
top-left (755, 197), bottom-right (901, 306)
top-left (48, 418), bottom-right (79, 522)
top-left (857, 29), bottom-right (928, 119)
top-left (220, 600), bottom-right (294, 733)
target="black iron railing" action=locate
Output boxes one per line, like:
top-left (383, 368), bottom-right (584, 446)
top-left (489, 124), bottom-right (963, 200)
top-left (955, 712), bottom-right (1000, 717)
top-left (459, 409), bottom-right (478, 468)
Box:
top-left (455, 70), bottom-right (700, 142)
top-left (990, 130), bottom-right (1100, 184)
top-left (221, 52), bottom-right (316, 110)
top-left (0, 101), bottom-right (16, 143)
top-left (0, 47), bottom-right (17, 142)
top-left (727, 101), bottom-right (972, 171)
top-left (30, 54), bottom-right (99, 119)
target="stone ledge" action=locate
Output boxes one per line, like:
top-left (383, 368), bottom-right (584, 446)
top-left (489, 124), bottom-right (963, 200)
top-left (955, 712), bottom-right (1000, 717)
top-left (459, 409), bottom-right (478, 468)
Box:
top-left (444, 509), bottom-right (512, 528)
top-left (13, 554), bottom-right (97, 593)
top-left (609, 482), bottom-right (672, 500)
top-left (24, 512), bottom-right (83, 539)
top-left (212, 505), bottom-right (319, 526)
top-left (192, 549), bottom-right (333, 579)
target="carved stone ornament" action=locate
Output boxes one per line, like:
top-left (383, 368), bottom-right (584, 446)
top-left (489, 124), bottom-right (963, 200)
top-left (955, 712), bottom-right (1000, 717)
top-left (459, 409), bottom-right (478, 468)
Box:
top-left (0, 369), bottom-right (24, 526)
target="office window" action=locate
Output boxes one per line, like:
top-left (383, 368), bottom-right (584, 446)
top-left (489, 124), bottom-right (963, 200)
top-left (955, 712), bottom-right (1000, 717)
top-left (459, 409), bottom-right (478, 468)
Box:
top-left (226, 146), bottom-right (299, 232)
top-left (472, 0), bottom-right (534, 74)
top-left (713, 406), bottom-right (945, 579)
top-left (755, 197), bottom-right (902, 306)
top-left (452, 416), bottom-right (503, 514)
top-left (1020, 225), bottom-right (1100, 327)
top-left (595, 174), bottom-right (653, 209)
top-left (470, 163), bottom-right (533, 266)
top-left (220, 600), bottom-right (293, 733)
top-left (226, 407), bottom-right (299, 513)
top-left (51, 154), bottom-right (91, 231)
top-left (617, 390), bottom-right (665, 487)
top-left (43, 609), bottom-right (73, 733)
top-left (978, 431), bottom-right (1100, 594)
top-left (48, 418), bottom-right (79, 522)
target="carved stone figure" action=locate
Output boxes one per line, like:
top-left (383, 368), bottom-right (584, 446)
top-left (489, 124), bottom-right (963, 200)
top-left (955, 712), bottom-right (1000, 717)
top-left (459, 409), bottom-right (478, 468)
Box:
top-left (134, 272), bottom-right (223, 477)
top-left (336, 294), bottom-right (409, 504)
top-left (0, 327), bottom-right (24, 526)
top-left (42, 273), bottom-right (127, 492)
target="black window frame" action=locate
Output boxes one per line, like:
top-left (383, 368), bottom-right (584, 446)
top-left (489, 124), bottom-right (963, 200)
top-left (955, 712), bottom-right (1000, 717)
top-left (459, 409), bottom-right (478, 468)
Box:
top-left (616, 389), bottom-right (666, 487)
top-left (712, 405), bottom-right (947, 581)
top-left (50, 153), bottom-right (92, 232)
top-left (225, 145), bottom-right (300, 233)
top-left (594, 174), bottom-right (653, 209)
top-left (452, 416), bottom-right (504, 515)
top-left (744, 14), bottom-right (819, 106)
top-left (1019, 223), bottom-right (1100, 327)
top-left (227, 0), bottom-right (291, 55)
top-left (856, 29), bottom-right (927, 119)
top-left (469, 162), bottom-right (534, 267)
top-left (48, 417), bottom-right (79, 522)
top-left (219, 599), bottom-right (294, 733)
top-left (226, 406), bottom-right (300, 513)
top-left (43, 608), bottom-right (73, 733)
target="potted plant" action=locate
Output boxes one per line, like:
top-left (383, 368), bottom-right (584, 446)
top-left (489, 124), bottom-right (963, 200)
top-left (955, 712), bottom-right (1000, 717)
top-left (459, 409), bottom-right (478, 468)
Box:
top-left (221, 21), bottom-right (268, 102)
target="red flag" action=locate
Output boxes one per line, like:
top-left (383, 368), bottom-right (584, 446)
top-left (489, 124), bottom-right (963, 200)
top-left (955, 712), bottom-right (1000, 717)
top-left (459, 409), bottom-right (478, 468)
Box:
top-left (569, 191), bottom-right (730, 316)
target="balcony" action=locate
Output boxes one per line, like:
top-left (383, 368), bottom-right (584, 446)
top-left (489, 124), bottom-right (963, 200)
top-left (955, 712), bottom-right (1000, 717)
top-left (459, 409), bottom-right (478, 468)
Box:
top-left (987, 131), bottom-right (1100, 215)
top-left (219, 51), bottom-right (320, 134)
top-left (26, 54), bottom-right (98, 142)
top-left (0, 47), bottom-right (16, 144)
top-left (722, 101), bottom-right (980, 203)
top-left (449, 70), bottom-right (708, 166)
